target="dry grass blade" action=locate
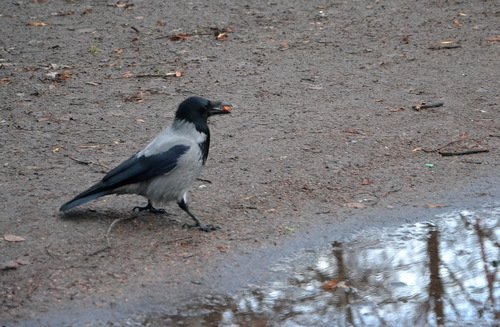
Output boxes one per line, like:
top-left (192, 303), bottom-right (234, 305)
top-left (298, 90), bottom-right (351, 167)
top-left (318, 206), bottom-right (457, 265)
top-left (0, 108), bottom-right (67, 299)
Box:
top-left (105, 216), bottom-right (137, 248)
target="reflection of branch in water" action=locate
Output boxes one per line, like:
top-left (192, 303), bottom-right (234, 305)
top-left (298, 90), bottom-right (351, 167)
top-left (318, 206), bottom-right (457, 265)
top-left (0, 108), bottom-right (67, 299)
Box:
top-left (428, 229), bottom-right (445, 326)
top-left (443, 289), bottom-right (461, 321)
top-left (331, 241), bottom-right (355, 326)
top-left (473, 218), bottom-right (499, 320)
top-left (440, 261), bottom-right (474, 321)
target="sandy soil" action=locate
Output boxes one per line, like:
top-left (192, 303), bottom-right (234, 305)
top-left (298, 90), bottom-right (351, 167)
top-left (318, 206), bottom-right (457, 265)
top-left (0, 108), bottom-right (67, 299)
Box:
top-left (1, 0), bottom-right (499, 324)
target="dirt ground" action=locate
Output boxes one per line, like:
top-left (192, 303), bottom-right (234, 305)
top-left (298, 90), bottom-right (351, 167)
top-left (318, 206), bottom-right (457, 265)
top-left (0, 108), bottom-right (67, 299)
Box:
top-left (1, 0), bottom-right (499, 324)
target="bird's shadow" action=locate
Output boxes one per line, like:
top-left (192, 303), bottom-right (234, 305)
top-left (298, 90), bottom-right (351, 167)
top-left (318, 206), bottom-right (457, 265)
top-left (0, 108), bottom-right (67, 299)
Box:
top-left (58, 206), bottom-right (181, 227)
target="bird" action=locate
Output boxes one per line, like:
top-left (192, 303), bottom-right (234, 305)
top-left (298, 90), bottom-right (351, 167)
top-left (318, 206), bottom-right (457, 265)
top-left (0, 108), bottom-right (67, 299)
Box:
top-left (59, 96), bottom-right (233, 232)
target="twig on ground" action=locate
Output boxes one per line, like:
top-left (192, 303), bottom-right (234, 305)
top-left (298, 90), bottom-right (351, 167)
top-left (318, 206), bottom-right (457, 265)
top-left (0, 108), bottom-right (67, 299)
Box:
top-left (439, 149), bottom-right (489, 156)
top-left (135, 72), bottom-right (182, 78)
top-left (45, 244), bottom-right (62, 259)
top-left (419, 138), bottom-right (489, 156)
top-left (88, 246), bottom-right (110, 257)
top-left (428, 45), bottom-right (461, 50)
top-left (67, 155), bottom-right (109, 169)
top-left (411, 102), bottom-right (444, 111)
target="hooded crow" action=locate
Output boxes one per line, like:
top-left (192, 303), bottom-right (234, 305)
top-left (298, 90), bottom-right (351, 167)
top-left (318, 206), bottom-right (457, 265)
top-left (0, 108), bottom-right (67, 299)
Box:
top-left (60, 96), bottom-right (233, 232)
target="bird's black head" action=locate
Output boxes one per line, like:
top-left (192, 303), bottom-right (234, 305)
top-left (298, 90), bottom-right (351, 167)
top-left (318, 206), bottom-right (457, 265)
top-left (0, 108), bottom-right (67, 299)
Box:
top-left (175, 96), bottom-right (232, 131)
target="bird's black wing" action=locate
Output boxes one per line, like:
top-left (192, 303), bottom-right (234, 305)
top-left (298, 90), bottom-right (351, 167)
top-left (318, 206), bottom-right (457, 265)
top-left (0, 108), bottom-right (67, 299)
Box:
top-left (59, 144), bottom-right (189, 211)
top-left (102, 144), bottom-right (190, 189)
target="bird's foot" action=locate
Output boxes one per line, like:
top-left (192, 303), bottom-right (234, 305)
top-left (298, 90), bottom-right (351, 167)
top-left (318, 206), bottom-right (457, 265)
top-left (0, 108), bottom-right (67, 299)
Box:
top-left (183, 222), bottom-right (220, 232)
top-left (133, 201), bottom-right (168, 215)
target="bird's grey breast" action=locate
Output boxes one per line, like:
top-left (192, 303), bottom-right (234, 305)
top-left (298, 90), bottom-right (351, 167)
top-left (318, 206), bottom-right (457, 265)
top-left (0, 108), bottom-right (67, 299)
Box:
top-left (128, 122), bottom-right (207, 203)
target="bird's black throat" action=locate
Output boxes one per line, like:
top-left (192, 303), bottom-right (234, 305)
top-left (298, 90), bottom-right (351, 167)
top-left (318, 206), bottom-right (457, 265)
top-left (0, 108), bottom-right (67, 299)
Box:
top-left (198, 132), bottom-right (210, 164)
top-left (190, 120), bottom-right (210, 164)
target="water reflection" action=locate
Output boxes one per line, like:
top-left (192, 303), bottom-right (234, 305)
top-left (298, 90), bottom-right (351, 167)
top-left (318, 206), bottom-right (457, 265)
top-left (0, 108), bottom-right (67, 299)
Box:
top-left (145, 207), bottom-right (499, 326)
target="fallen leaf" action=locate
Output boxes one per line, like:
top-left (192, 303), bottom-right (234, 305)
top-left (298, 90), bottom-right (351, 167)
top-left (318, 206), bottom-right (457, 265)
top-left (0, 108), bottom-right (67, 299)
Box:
top-left (124, 91), bottom-right (145, 103)
top-left (165, 71), bottom-right (183, 77)
top-left (425, 203), bottom-right (449, 208)
top-left (28, 21), bottom-right (49, 27)
top-left (485, 35), bottom-right (500, 43)
top-left (58, 70), bottom-right (72, 81)
top-left (46, 71), bottom-right (58, 80)
top-left (52, 11), bottom-right (74, 16)
top-left (169, 33), bottom-right (191, 41)
top-left (322, 279), bottom-right (338, 291)
top-left (16, 258), bottom-right (30, 265)
top-left (452, 18), bottom-right (462, 27)
top-left (279, 41), bottom-right (289, 50)
top-left (0, 258), bottom-right (30, 271)
top-left (345, 202), bottom-right (365, 209)
top-left (361, 177), bottom-right (374, 185)
top-left (210, 26), bottom-right (234, 41)
top-left (81, 7), bottom-right (93, 15)
top-left (0, 76), bottom-right (11, 85)
top-left (46, 70), bottom-right (71, 82)
top-left (216, 245), bottom-right (227, 253)
top-left (114, 1), bottom-right (134, 9)
top-left (428, 40), bottom-right (461, 50)
top-left (344, 128), bottom-right (361, 134)
top-left (306, 83), bottom-right (323, 90)
top-left (4, 234), bottom-right (25, 242)
top-left (216, 32), bottom-right (228, 41)
top-left (1, 260), bottom-right (20, 270)
top-left (121, 71), bottom-right (135, 78)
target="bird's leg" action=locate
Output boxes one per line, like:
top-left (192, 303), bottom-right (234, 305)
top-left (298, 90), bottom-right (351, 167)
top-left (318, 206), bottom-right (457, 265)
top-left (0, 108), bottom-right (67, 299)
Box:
top-left (133, 200), bottom-right (167, 214)
top-left (177, 198), bottom-right (219, 232)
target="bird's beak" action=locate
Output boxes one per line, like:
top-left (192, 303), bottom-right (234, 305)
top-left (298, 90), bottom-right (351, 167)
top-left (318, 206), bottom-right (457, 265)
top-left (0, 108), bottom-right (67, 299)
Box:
top-left (208, 101), bottom-right (233, 116)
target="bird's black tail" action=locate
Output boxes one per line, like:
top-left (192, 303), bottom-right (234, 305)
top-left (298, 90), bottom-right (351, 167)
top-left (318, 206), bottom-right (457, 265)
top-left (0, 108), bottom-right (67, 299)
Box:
top-left (59, 182), bottom-right (110, 212)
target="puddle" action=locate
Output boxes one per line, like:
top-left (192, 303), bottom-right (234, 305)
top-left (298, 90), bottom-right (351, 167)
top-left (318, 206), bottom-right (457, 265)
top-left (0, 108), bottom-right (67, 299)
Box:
top-left (125, 206), bottom-right (499, 327)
